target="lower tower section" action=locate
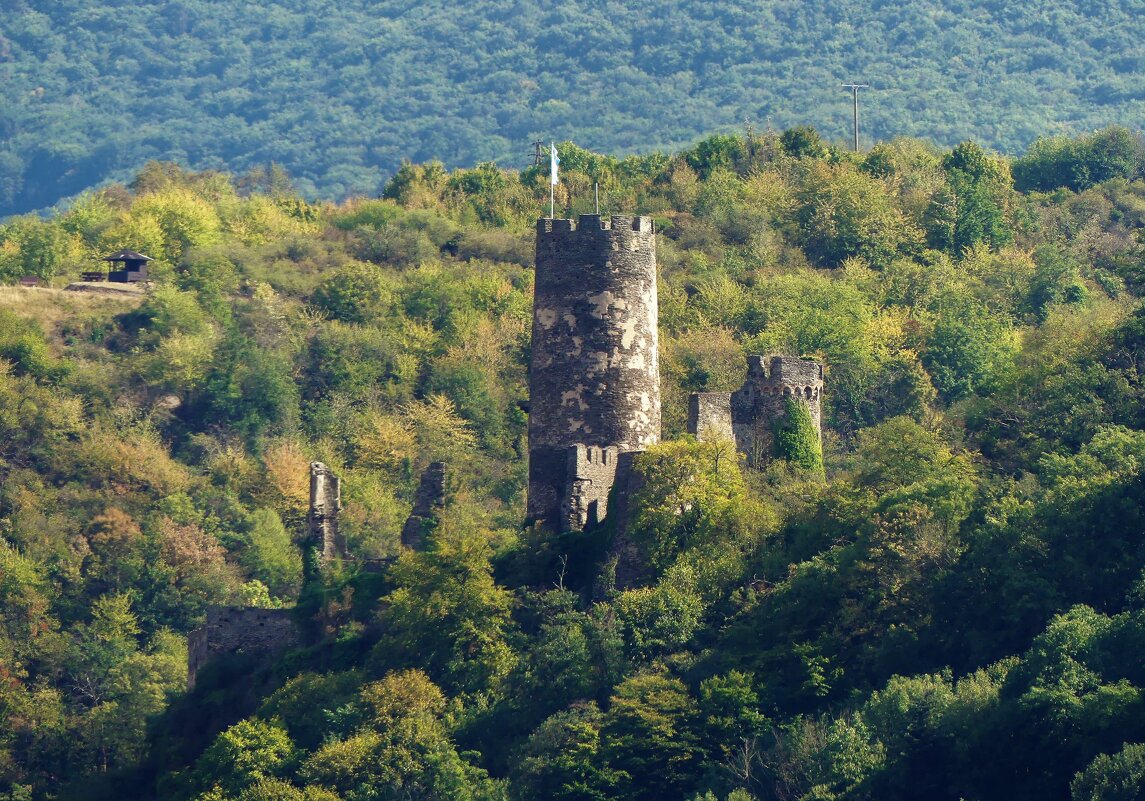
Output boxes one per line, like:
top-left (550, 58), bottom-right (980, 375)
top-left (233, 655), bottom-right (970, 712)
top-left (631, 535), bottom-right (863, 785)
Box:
top-left (528, 215), bottom-right (661, 531)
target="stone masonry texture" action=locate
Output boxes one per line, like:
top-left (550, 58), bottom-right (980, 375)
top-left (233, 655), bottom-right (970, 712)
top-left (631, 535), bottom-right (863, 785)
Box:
top-left (688, 391), bottom-right (735, 443)
top-left (308, 461), bottom-right (345, 563)
top-left (401, 461), bottom-right (447, 550)
top-left (528, 215), bottom-right (661, 530)
top-left (563, 444), bottom-right (620, 532)
top-left (187, 606), bottom-right (298, 688)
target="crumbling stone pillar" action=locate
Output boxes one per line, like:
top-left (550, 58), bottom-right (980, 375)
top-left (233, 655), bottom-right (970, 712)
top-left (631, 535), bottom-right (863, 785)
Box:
top-left (307, 462), bottom-right (344, 575)
top-left (401, 461), bottom-right (447, 550)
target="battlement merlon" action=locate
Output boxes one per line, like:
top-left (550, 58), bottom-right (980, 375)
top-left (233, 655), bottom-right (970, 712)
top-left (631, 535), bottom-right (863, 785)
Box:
top-left (536, 214), bottom-right (655, 239)
top-left (570, 443), bottom-right (619, 471)
top-left (747, 354), bottom-right (825, 387)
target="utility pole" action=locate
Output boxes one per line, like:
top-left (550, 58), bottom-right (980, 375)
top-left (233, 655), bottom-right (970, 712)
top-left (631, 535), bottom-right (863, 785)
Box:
top-left (841, 83), bottom-right (869, 152)
top-left (530, 141), bottom-right (545, 167)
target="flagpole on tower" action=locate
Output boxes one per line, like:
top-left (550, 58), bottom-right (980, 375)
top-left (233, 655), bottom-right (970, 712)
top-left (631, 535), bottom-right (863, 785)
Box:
top-left (549, 142), bottom-right (559, 219)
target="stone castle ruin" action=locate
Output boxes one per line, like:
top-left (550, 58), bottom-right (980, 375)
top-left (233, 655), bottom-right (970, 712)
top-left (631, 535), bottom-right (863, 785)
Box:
top-left (528, 215), bottom-right (661, 532)
top-left (190, 215), bottom-right (827, 686)
top-left (189, 462), bottom-right (346, 686)
top-left (189, 459), bottom-right (457, 686)
top-left (528, 216), bottom-right (825, 531)
top-left (688, 355), bottom-right (824, 465)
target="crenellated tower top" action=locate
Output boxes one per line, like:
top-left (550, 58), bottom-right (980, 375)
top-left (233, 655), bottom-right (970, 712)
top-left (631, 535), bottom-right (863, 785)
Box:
top-left (535, 213), bottom-right (654, 239)
top-left (744, 355), bottom-right (824, 400)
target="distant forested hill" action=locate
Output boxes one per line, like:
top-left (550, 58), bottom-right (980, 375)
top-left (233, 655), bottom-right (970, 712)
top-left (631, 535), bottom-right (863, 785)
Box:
top-left (2, 0), bottom-right (1145, 217)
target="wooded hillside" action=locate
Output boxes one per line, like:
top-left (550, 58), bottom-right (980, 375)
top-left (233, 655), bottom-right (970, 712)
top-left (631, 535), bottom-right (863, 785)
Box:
top-left (2, 128), bottom-right (1145, 800)
top-left (3, 0), bottom-right (1145, 217)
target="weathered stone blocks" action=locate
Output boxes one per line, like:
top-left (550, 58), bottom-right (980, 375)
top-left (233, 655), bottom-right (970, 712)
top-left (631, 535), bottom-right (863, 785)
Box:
top-left (563, 444), bottom-right (620, 532)
top-left (528, 215), bottom-right (661, 531)
top-left (401, 461), bottom-right (447, 550)
top-left (308, 461), bottom-right (344, 563)
top-left (688, 391), bottom-right (734, 443)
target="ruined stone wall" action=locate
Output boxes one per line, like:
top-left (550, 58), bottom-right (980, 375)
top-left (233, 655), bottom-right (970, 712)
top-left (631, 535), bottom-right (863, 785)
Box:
top-left (187, 606), bottom-right (299, 688)
top-left (690, 355), bottom-right (824, 466)
top-left (688, 392), bottom-right (734, 442)
top-left (528, 215), bottom-right (661, 530)
top-left (732, 355), bottom-right (824, 464)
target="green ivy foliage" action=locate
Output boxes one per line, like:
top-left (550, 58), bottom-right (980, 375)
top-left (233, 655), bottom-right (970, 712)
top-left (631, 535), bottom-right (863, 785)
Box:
top-left (774, 396), bottom-right (824, 473)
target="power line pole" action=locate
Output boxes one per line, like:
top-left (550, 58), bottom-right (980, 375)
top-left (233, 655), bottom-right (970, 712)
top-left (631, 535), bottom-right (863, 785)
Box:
top-left (841, 83), bottom-right (869, 152)
top-left (530, 141), bottom-right (545, 167)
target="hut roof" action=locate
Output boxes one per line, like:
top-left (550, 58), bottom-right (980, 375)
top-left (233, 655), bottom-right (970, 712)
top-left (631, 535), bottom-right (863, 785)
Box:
top-left (103, 249), bottom-right (153, 262)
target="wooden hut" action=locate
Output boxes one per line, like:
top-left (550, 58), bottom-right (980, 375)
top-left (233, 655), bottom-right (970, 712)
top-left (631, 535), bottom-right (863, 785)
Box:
top-left (104, 249), bottom-right (152, 283)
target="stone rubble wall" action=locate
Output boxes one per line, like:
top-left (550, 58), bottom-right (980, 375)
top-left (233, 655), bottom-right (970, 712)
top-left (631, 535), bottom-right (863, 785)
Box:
top-left (688, 391), bottom-right (734, 443)
top-left (401, 461), bottom-right (447, 550)
top-left (187, 606), bottom-right (299, 688)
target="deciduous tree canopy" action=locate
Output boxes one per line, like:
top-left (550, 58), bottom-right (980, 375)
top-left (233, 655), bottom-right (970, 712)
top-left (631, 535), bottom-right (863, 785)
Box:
top-left (0, 129), bottom-right (1144, 801)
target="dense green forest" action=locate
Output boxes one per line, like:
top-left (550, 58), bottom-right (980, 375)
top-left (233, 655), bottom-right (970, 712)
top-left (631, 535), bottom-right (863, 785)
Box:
top-left (3, 125), bottom-right (1145, 801)
top-left (4, 0), bottom-right (1145, 218)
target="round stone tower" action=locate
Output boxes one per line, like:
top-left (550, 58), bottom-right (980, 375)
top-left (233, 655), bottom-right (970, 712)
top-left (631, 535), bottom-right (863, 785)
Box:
top-left (730, 355), bottom-right (824, 466)
top-left (527, 215), bottom-right (661, 530)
